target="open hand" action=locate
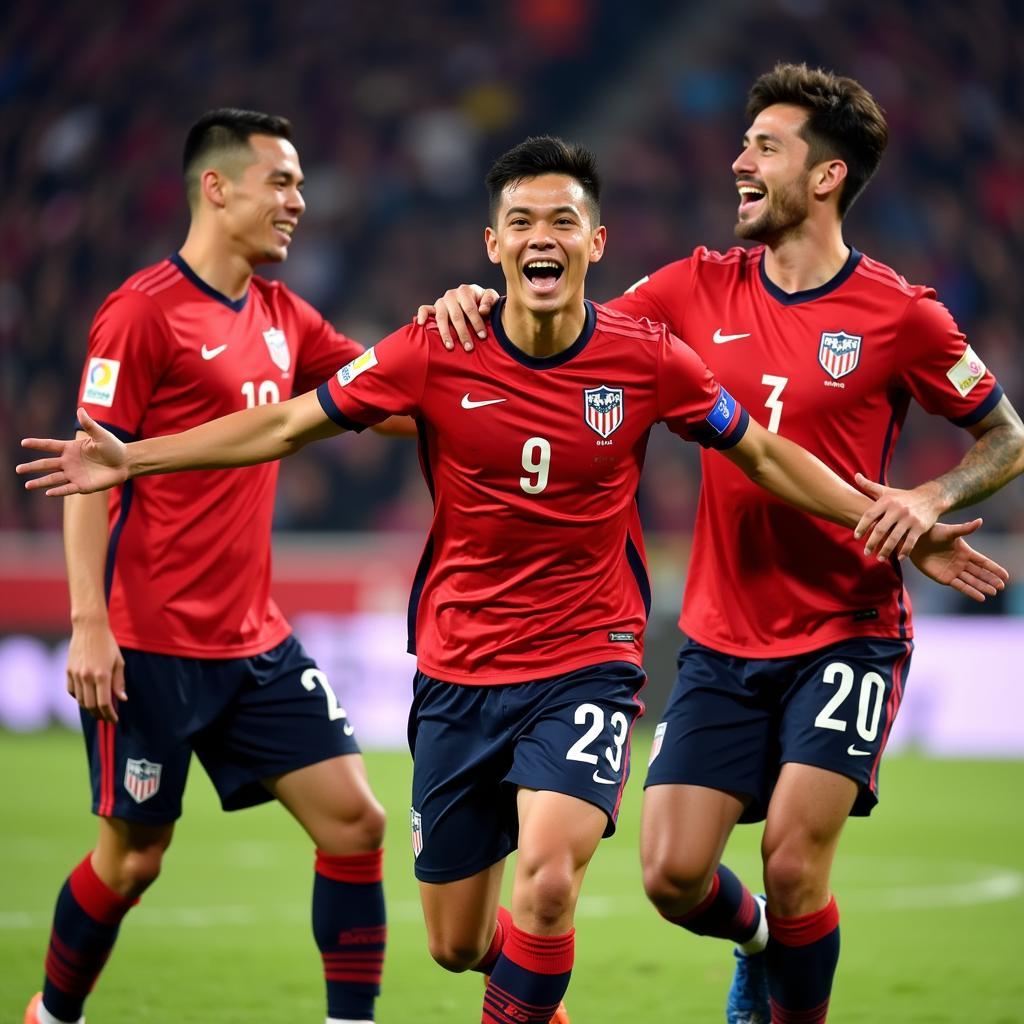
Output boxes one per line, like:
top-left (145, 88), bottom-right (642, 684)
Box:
top-left (854, 473), bottom-right (946, 560)
top-left (17, 408), bottom-right (129, 496)
top-left (908, 518), bottom-right (1009, 602)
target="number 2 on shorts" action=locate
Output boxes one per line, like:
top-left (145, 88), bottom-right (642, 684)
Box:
top-left (301, 668), bottom-right (355, 735)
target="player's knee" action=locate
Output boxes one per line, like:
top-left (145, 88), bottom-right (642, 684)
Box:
top-left (358, 797), bottom-right (386, 849)
top-left (763, 846), bottom-right (821, 913)
top-left (426, 936), bottom-right (483, 973)
top-left (112, 845), bottom-right (166, 896)
top-left (641, 853), bottom-right (715, 914)
top-left (518, 863), bottom-right (575, 929)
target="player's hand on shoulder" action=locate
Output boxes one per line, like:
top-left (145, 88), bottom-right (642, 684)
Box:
top-left (908, 518), bottom-right (1009, 603)
top-left (416, 284), bottom-right (497, 352)
top-left (67, 617), bottom-right (126, 723)
top-left (853, 473), bottom-right (946, 560)
top-left (17, 408), bottom-right (129, 497)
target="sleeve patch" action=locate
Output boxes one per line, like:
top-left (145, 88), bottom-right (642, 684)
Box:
top-left (81, 357), bottom-right (121, 407)
top-left (705, 385), bottom-right (737, 434)
top-left (336, 347), bottom-right (378, 386)
top-left (946, 345), bottom-right (986, 398)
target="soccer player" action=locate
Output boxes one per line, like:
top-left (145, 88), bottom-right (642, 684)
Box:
top-left (18, 136), bottom-right (1008, 1024)
top-left (420, 66), bottom-right (1024, 1023)
top-left (22, 110), bottom-right (391, 1024)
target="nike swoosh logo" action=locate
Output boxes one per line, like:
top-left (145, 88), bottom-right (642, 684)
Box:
top-left (847, 745), bottom-right (871, 757)
top-left (201, 344), bottom-right (228, 360)
top-left (592, 770), bottom-right (618, 785)
top-left (712, 329), bottom-right (751, 344)
top-left (461, 393), bottom-right (507, 409)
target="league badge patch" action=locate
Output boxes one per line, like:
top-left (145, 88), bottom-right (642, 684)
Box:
top-left (337, 348), bottom-right (378, 387)
top-left (124, 758), bottom-right (162, 804)
top-left (583, 385), bottom-right (624, 439)
top-left (410, 808), bottom-right (423, 858)
top-left (818, 331), bottom-right (862, 380)
top-left (946, 345), bottom-right (986, 397)
top-left (82, 357), bottom-right (121, 407)
top-left (262, 327), bottom-right (291, 373)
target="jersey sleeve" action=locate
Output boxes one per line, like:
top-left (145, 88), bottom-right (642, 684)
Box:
top-left (894, 295), bottom-right (1003, 426)
top-left (285, 288), bottom-right (365, 393)
top-left (77, 290), bottom-right (172, 439)
top-left (316, 322), bottom-right (428, 432)
top-left (657, 330), bottom-right (749, 449)
top-left (604, 255), bottom-right (696, 335)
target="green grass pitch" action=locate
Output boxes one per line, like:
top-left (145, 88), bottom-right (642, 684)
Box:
top-left (3, 730), bottom-right (1022, 1022)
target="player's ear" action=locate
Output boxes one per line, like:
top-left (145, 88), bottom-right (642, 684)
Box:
top-left (484, 226), bottom-right (501, 266)
top-left (813, 158), bottom-right (847, 202)
top-left (202, 168), bottom-right (229, 210)
top-left (589, 225), bottom-right (607, 265)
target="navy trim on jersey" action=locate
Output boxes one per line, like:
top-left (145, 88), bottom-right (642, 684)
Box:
top-left (894, 558), bottom-right (909, 640)
top-left (949, 383), bottom-right (1004, 427)
top-left (170, 253), bottom-right (249, 312)
top-left (758, 247), bottom-right (862, 306)
top-left (877, 398), bottom-right (906, 484)
top-left (708, 407), bottom-right (749, 451)
top-left (406, 536), bottom-right (434, 656)
top-left (491, 298), bottom-right (597, 369)
top-left (105, 477), bottom-right (134, 602)
top-left (315, 382), bottom-right (370, 433)
top-left (625, 532), bottom-right (652, 619)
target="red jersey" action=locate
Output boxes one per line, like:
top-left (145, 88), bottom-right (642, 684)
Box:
top-left (318, 299), bottom-right (747, 684)
top-left (78, 255), bottom-right (362, 657)
top-left (610, 246), bottom-right (1003, 657)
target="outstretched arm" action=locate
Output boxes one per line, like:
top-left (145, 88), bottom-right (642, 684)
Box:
top-left (721, 417), bottom-right (1008, 601)
top-left (854, 395), bottom-right (1024, 555)
top-left (18, 389), bottom-right (342, 496)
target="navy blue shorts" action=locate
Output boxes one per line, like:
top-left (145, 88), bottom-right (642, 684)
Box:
top-left (82, 635), bottom-right (362, 824)
top-left (408, 661), bottom-right (646, 883)
top-left (644, 636), bottom-right (912, 822)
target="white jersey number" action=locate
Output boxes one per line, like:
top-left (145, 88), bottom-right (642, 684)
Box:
top-left (760, 374), bottom-right (788, 434)
top-left (241, 380), bottom-right (281, 408)
top-left (813, 662), bottom-right (887, 742)
top-left (301, 668), bottom-right (355, 735)
top-left (566, 702), bottom-right (630, 774)
top-left (520, 437), bottom-right (551, 495)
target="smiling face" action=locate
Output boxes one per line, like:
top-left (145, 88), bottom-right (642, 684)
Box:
top-left (485, 173), bottom-right (605, 318)
top-left (732, 103), bottom-right (818, 243)
top-left (219, 133), bottom-right (305, 264)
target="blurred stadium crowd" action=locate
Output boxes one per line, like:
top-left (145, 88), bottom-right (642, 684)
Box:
top-left (2, 0), bottom-right (1022, 544)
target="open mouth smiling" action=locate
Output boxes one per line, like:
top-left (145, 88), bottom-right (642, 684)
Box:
top-left (522, 258), bottom-right (564, 293)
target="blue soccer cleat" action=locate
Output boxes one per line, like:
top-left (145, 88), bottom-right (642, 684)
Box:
top-left (726, 894), bottom-right (770, 1024)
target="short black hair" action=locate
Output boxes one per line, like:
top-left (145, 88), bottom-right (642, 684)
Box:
top-left (182, 108), bottom-right (293, 209)
top-left (747, 63), bottom-right (888, 217)
top-left (485, 136), bottom-right (601, 225)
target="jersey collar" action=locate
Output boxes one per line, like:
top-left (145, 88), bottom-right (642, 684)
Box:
top-left (491, 297), bottom-right (597, 369)
top-left (171, 253), bottom-right (250, 312)
top-left (757, 246), bottom-right (862, 306)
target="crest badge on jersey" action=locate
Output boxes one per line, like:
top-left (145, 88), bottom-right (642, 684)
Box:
top-left (411, 808), bottom-right (423, 858)
top-left (263, 327), bottom-right (291, 373)
top-left (583, 385), bottom-right (624, 439)
top-left (818, 331), bottom-right (862, 380)
top-left (124, 758), bottom-right (162, 804)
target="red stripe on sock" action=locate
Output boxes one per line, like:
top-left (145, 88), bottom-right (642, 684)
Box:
top-left (501, 924), bottom-right (574, 976)
top-left (68, 855), bottom-right (136, 925)
top-left (770, 996), bottom-right (830, 1023)
top-left (766, 896), bottom-right (839, 948)
top-left (665, 871), bottom-right (721, 925)
top-left (315, 847), bottom-right (384, 883)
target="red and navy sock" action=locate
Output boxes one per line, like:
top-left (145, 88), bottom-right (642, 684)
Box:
top-left (313, 848), bottom-right (386, 1022)
top-left (41, 853), bottom-right (136, 1023)
top-left (765, 895), bottom-right (841, 1024)
top-left (473, 905), bottom-right (513, 975)
top-left (482, 924), bottom-right (574, 1024)
top-left (663, 864), bottom-right (762, 945)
